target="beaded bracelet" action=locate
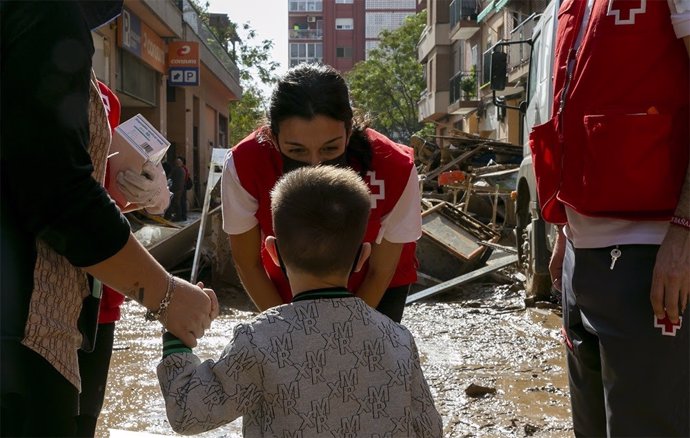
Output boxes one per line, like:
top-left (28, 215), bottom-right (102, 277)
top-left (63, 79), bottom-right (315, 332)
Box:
top-left (145, 274), bottom-right (176, 322)
top-left (670, 216), bottom-right (690, 230)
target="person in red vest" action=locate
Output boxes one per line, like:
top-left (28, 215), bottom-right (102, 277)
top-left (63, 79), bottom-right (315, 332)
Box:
top-left (221, 63), bottom-right (421, 323)
top-left (529, 0), bottom-right (689, 435)
top-left (72, 81), bottom-right (171, 437)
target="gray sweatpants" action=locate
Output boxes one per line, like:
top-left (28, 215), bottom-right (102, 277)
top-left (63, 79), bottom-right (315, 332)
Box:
top-left (562, 241), bottom-right (689, 437)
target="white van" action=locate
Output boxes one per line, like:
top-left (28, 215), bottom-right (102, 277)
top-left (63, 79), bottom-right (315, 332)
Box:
top-left (491, 0), bottom-right (560, 300)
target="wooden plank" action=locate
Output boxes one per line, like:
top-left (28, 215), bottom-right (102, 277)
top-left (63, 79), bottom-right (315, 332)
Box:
top-left (422, 213), bottom-right (484, 261)
top-left (406, 254), bottom-right (518, 304)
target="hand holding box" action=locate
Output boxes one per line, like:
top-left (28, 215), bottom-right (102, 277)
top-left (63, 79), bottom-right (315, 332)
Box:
top-left (107, 114), bottom-right (170, 209)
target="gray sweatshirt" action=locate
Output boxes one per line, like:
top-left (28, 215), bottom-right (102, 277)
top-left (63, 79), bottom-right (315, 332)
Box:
top-left (157, 293), bottom-right (443, 437)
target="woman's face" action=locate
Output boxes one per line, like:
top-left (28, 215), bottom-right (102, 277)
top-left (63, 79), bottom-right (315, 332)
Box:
top-left (275, 115), bottom-right (349, 165)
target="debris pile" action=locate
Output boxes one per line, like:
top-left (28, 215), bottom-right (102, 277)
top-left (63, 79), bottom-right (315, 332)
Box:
top-left (409, 130), bottom-right (524, 301)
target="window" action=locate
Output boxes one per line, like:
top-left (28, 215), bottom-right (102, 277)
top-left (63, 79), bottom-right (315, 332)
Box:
top-left (365, 12), bottom-right (414, 38)
top-left (289, 1), bottom-right (322, 12)
top-left (120, 50), bottom-right (157, 105)
top-left (365, 40), bottom-right (379, 58)
top-left (336, 47), bottom-right (353, 58)
top-left (335, 18), bottom-right (354, 30)
top-left (366, 0), bottom-right (415, 8)
top-left (336, 0), bottom-right (353, 3)
top-left (289, 42), bottom-right (323, 66)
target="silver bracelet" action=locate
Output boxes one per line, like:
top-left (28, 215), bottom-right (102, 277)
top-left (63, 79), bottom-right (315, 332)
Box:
top-left (145, 275), bottom-right (175, 322)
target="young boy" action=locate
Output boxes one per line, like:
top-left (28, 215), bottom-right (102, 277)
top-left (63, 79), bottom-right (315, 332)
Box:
top-left (157, 166), bottom-right (442, 437)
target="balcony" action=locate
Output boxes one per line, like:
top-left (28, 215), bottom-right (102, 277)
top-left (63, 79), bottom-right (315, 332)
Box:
top-left (449, 0), bottom-right (480, 40)
top-left (289, 28), bottom-right (324, 40)
top-left (482, 45), bottom-right (526, 99)
top-left (481, 17), bottom-right (534, 91)
top-left (289, 57), bottom-right (323, 67)
top-left (418, 89), bottom-right (450, 122)
top-left (506, 18), bottom-right (535, 83)
top-left (178, 0), bottom-right (241, 97)
top-left (448, 69), bottom-right (480, 115)
top-left (417, 23), bottom-right (450, 62)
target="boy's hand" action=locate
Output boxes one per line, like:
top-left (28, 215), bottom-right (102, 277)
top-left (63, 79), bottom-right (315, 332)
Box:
top-left (197, 281), bottom-right (220, 320)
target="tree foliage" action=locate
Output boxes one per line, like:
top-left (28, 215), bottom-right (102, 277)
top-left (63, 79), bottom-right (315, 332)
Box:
top-left (346, 10), bottom-right (430, 144)
top-left (227, 22), bottom-right (280, 146)
top-left (192, 0), bottom-right (279, 146)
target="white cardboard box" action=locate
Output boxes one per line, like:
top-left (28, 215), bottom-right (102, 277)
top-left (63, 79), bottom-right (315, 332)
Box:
top-left (107, 114), bottom-right (170, 208)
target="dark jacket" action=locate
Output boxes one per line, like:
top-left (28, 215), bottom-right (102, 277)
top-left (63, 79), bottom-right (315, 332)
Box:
top-left (0, 1), bottom-right (130, 342)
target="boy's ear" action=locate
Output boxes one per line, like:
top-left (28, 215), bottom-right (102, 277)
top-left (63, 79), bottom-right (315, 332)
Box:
top-left (353, 242), bottom-right (371, 273)
top-left (264, 236), bottom-right (280, 267)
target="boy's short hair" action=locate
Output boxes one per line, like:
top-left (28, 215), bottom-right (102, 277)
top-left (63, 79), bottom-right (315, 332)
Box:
top-left (270, 165), bottom-right (370, 276)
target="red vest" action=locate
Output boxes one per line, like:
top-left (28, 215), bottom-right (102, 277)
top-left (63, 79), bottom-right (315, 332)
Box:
top-left (232, 129), bottom-right (418, 303)
top-left (530, 0), bottom-right (689, 224)
top-left (97, 81), bottom-right (126, 324)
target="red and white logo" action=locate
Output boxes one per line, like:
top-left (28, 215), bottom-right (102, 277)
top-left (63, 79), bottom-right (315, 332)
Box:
top-left (607, 0), bottom-right (647, 25)
top-left (654, 315), bottom-right (683, 336)
top-left (176, 44), bottom-right (191, 56)
top-left (366, 170), bottom-right (385, 209)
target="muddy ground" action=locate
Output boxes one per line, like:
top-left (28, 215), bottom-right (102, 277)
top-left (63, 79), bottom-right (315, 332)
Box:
top-left (97, 272), bottom-right (573, 437)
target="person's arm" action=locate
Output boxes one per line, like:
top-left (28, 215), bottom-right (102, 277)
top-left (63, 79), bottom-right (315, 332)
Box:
top-left (651, 160), bottom-right (690, 323)
top-left (355, 239), bottom-right (404, 308)
top-left (649, 31), bottom-right (690, 323)
top-left (220, 151), bottom-right (282, 311)
top-left (157, 327), bottom-right (262, 434)
top-left (228, 227), bottom-right (284, 311)
top-left (355, 166), bottom-right (422, 308)
top-left (85, 233), bottom-right (217, 347)
top-left (549, 225), bottom-right (567, 291)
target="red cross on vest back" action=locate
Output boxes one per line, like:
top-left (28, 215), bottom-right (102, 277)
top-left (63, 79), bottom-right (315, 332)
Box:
top-left (654, 315), bottom-right (682, 336)
top-left (608, 0), bottom-right (646, 25)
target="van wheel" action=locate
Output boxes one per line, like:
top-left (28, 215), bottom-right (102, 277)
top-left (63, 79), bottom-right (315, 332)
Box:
top-left (516, 208), bottom-right (552, 301)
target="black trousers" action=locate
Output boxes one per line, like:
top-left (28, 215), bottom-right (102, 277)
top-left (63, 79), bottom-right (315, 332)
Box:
top-left (165, 190), bottom-right (186, 220)
top-left (562, 241), bottom-right (689, 437)
top-left (0, 343), bottom-right (79, 437)
top-left (375, 284), bottom-right (411, 323)
top-left (75, 322), bottom-right (116, 437)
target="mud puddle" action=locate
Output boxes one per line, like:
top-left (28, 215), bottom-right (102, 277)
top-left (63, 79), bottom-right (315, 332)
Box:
top-left (97, 280), bottom-right (572, 437)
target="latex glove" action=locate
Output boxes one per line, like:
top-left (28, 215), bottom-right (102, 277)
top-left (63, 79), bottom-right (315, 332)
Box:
top-left (117, 161), bottom-right (171, 214)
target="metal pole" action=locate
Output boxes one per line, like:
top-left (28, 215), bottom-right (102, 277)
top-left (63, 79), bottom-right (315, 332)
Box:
top-left (190, 148), bottom-right (228, 284)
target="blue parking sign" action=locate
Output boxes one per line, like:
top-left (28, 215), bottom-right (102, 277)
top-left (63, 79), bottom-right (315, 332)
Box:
top-left (168, 67), bottom-right (199, 86)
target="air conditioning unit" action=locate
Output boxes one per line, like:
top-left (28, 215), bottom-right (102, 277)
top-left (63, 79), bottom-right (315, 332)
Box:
top-left (307, 16), bottom-right (316, 22)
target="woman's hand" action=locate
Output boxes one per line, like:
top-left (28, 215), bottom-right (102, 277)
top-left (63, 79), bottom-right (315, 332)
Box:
top-left (164, 279), bottom-right (218, 347)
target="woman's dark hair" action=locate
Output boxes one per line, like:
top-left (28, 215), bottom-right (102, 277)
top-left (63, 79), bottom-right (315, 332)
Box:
top-left (266, 63), bottom-right (372, 173)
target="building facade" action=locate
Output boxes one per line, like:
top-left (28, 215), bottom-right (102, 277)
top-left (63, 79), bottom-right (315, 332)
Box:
top-left (417, 0), bottom-right (548, 149)
top-left (288, 0), bottom-right (418, 72)
top-left (92, 0), bottom-right (242, 207)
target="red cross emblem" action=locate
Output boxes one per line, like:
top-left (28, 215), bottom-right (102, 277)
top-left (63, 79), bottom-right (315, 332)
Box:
top-left (654, 315), bottom-right (683, 336)
top-left (607, 0), bottom-right (646, 25)
top-left (365, 170), bottom-right (384, 209)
